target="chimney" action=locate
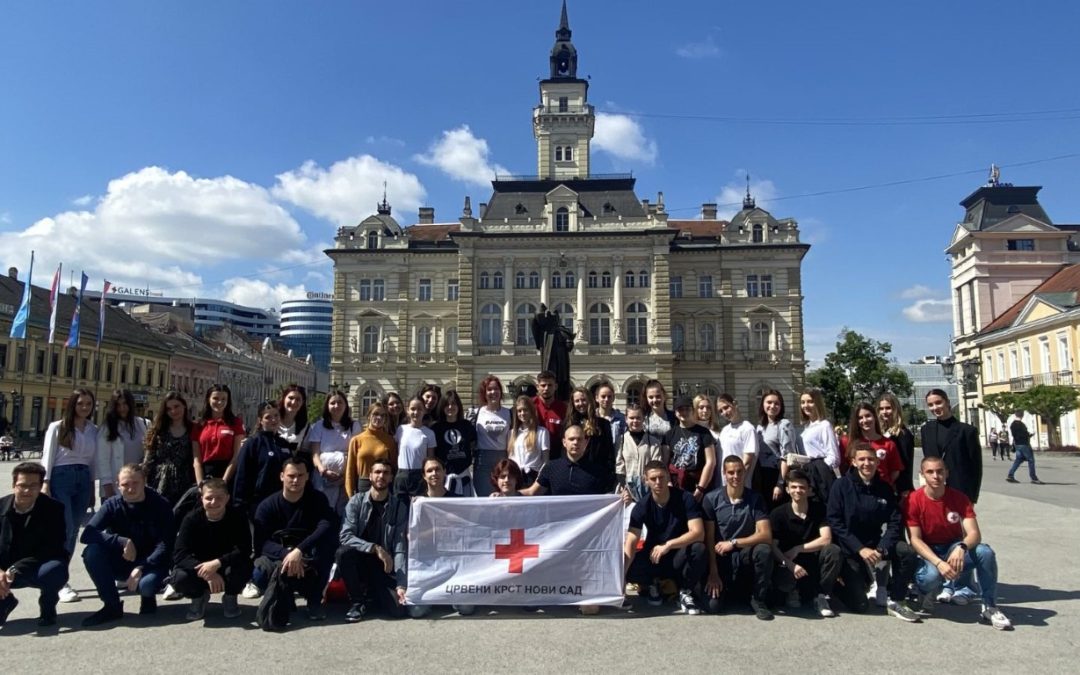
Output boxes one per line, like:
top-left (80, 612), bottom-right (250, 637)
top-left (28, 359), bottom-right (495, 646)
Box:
top-left (7, 267), bottom-right (17, 280)
top-left (641, 198), bottom-right (650, 212)
top-left (701, 203), bottom-right (718, 220)
top-left (418, 207), bottom-right (435, 224)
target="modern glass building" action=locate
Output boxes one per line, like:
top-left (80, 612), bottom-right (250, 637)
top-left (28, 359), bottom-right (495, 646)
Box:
top-left (280, 295), bottom-right (333, 370)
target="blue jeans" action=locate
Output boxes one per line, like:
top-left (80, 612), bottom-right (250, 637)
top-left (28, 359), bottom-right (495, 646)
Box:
top-left (82, 542), bottom-right (166, 607)
top-left (914, 542), bottom-right (998, 608)
top-left (1008, 444), bottom-right (1038, 481)
top-left (10, 559), bottom-right (69, 614)
top-left (50, 463), bottom-right (93, 554)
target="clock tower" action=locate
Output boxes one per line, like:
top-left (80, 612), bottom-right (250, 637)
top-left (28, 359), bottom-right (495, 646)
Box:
top-left (533, 1), bottom-right (594, 179)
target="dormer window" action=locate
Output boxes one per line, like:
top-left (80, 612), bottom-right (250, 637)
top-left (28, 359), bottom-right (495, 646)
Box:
top-left (515, 203), bottom-right (528, 215)
top-left (555, 207), bottom-right (570, 232)
top-left (603, 202), bottom-right (615, 215)
top-left (366, 231), bottom-right (378, 249)
top-left (752, 223), bottom-right (764, 243)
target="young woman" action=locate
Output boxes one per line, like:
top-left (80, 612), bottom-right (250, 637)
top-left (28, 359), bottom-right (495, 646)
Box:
top-left (143, 392), bottom-right (199, 506)
top-left (419, 457), bottom-right (452, 498)
top-left (42, 388), bottom-right (97, 603)
top-left (693, 394), bottom-right (722, 443)
top-left (757, 389), bottom-right (797, 509)
top-left (489, 458), bottom-right (523, 498)
top-left (716, 394), bottom-right (759, 487)
top-left (840, 402), bottom-right (902, 489)
top-left (507, 396), bottom-right (550, 487)
top-left (594, 382), bottom-right (627, 446)
top-left (96, 389), bottom-right (148, 499)
top-left (194, 384), bottom-right (245, 483)
top-left (570, 387), bottom-right (614, 476)
top-left (344, 402), bottom-right (396, 498)
top-left (877, 392), bottom-right (916, 497)
top-left (232, 401), bottom-right (294, 519)
top-left (382, 392), bottom-right (406, 436)
top-left (394, 397), bottom-right (436, 496)
top-left (641, 379), bottom-right (675, 439)
top-left (430, 390), bottom-right (478, 496)
top-left (798, 388), bottom-right (841, 504)
top-left (474, 375), bottom-right (511, 497)
top-left (276, 384), bottom-right (310, 462)
top-left (418, 383), bottom-right (442, 427)
top-left (616, 403), bottom-right (668, 504)
top-left (309, 389), bottom-right (361, 515)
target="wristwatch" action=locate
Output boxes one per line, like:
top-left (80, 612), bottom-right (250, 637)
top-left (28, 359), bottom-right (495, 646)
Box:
top-left (957, 543), bottom-right (969, 551)
top-left (729, 538), bottom-right (738, 548)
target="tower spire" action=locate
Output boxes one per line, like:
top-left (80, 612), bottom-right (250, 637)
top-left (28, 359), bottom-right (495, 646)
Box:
top-left (377, 181), bottom-right (392, 215)
top-left (743, 174), bottom-right (756, 210)
top-left (558, 0), bottom-right (570, 37)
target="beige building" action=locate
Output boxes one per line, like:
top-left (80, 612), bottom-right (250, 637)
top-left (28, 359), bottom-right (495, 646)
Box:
top-left (327, 8), bottom-right (809, 412)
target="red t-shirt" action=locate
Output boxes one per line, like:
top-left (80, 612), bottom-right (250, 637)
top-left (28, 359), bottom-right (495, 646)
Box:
top-left (533, 396), bottom-right (566, 439)
top-left (904, 486), bottom-right (976, 545)
top-left (840, 436), bottom-right (903, 486)
top-left (197, 417), bottom-right (246, 463)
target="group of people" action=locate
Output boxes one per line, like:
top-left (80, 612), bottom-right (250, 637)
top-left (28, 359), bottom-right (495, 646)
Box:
top-left (0, 375), bottom-right (1012, 632)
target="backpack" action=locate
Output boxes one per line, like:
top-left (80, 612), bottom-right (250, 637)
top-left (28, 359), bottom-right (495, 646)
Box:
top-left (256, 563), bottom-right (296, 631)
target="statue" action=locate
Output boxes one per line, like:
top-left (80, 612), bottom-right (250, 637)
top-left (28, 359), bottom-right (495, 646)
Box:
top-left (531, 303), bottom-right (574, 401)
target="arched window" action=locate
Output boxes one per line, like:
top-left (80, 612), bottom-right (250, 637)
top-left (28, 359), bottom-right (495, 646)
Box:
top-left (551, 273), bottom-right (562, 289)
top-left (444, 327), bottom-right (458, 354)
top-left (626, 302), bottom-right (648, 345)
top-left (528, 271), bottom-right (540, 289)
top-left (626, 381), bottom-right (644, 408)
top-left (493, 271), bottom-right (504, 289)
top-left (360, 389), bottom-right (380, 415)
top-left (554, 303), bottom-right (574, 332)
top-left (366, 231), bottom-right (378, 250)
top-left (565, 270), bottom-right (576, 287)
top-left (588, 271), bottom-right (598, 288)
top-left (564, 146), bottom-right (573, 161)
top-left (515, 271), bottom-right (526, 289)
top-left (699, 323), bottom-right (716, 352)
top-left (516, 303), bottom-right (538, 346)
top-left (639, 270), bottom-right (650, 287)
top-left (479, 304), bottom-right (502, 346)
top-left (672, 323), bottom-right (686, 352)
top-left (752, 321), bottom-right (770, 350)
top-left (601, 271), bottom-right (613, 288)
top-left (555, 207), bottom-right (569, 232)
top-left (416, 327), bottom-right (432, 354)
top-left (362, 326), bottom-right (380, 354)
top-left (752, 223), bottom-right (764, 243)
top-left (555, 146), bottom-right (563, 162)
top-left (479, 271), bottom-right (490, 289)
top-left (589, 303), bottom-right (611, 345)
top-left (624, 270), bottom-right (636, 288)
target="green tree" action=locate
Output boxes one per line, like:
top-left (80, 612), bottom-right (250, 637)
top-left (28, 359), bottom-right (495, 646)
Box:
top-left (901, 403), bottom-right (927, 429)
top-left (807, 328), bottom-right (914, 424)
top-left (307, 392), bottom-right (326, 424)
top-left (980, 391), bottom-right (1023, 429)
top-left (1019, 384), bottom-right (1080, 448)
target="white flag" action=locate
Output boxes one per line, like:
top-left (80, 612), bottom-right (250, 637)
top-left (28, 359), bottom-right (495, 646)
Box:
top-left (406, 495), bottom-right (624, 607)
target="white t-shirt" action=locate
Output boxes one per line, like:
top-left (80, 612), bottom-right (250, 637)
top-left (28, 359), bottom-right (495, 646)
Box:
top-left (309, 420), bottom-right (362, 474)
top-left (475, 407), bottom-right (511, 452)
top-left (800, 419), bottom-right (840, 469)
top-left (718, 420), bottom-right (757, 485)
top-left (510, 426), bottom-right (550, 473)
top-left (395, 424), bottom-right (436, 470)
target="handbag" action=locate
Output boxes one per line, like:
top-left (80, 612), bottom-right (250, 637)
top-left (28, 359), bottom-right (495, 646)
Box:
top-left (785, 453), bottom-right (812, 468)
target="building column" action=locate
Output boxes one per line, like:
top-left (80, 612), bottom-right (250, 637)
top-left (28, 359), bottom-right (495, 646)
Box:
top-left (540, 256), bottom-right (551, 308)
top-left (575, 255), bottom-right (587, 340)
top-left (502, 256), bottom-right (514, 345)
top-left (612, 256), bottom-right (624, 343)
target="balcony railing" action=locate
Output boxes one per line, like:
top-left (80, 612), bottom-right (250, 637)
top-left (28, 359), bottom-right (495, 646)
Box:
top-left (1009, 370), bottom-right (1074, 391)
top-left (476, 345), bottom-right (502, 356)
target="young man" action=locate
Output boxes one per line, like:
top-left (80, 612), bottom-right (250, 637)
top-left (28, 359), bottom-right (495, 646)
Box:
top-left (595, 382), bottom-right (627, 447)
top-left (172, 477), bottom-right (252, 621)
top-left (702, 456), bottom-right (774, 620)
top-left (906, 457), bottom-right (1012, 630)
top-left (769, 468), bottom-right (841, 618)
top-left (335, 460), bottom-right (409, 622)
top-left (1006, 411), bottom-right (1043, 485)
top-left (80, 463), bottom-right (175, 627)
top-left (664, 396), bottom-right (717, 503)
top-left (624, 461), bottom-right (706, 615)
top-left (533, 371), bottom-right (567, 458)
top-left (826, 443), bottom-right (920, 622)
top-left (252, 457), bottom-right (337, 625)
top-left (523, 425), bottom-right (614, 497)
top-left (0, 462), bottom-right (68, 628)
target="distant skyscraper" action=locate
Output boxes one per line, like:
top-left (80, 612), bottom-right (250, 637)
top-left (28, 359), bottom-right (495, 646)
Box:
top-left (280, 294), bottom-right (333, 371)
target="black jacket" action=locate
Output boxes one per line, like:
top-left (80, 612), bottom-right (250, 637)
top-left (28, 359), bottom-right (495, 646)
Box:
top-left (81, 488), bottom-right (175, 569)
top-left (0, 494), bottom-right (67, 576)
top-left (232, 432), bottom-right (293, 514)
top-left (826, 470), bottom-right (902, 557)
top-left (173, 505), bottom-right (252, 570)
top-left (921, 417), bottom-right (983, 503)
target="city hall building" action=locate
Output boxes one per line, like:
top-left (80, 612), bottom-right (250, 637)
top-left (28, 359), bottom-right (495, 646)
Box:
top-left (327, 6), bottom-right (810, 411)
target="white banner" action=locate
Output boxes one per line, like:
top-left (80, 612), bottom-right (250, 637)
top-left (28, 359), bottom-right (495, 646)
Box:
top-left (406, 494), bottom-right (624, 606)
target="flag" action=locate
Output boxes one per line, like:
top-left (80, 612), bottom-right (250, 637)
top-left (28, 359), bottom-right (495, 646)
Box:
top-left (96, 279), bottom-right (112, 347)
top-left (405, 495), bottom-right (624, 607)
top-left (65, 272), bottom-right (89, 348)
top-left (47, 262), bottom-right (62, 344)
top-left (8, 251), bottom-right (33, 339)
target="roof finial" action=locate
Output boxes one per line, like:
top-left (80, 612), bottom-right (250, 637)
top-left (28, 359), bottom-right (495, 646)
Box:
top-left (743, 173), bottom-right (755, 210)
top-left (462, 195), bottom-right (473, 218)
top-left (377, 181), bottom-right (392, 215)
top-left (988, 163), bottom-right (1000, 187)
top-left (559, 0), bottom-right (570, 34)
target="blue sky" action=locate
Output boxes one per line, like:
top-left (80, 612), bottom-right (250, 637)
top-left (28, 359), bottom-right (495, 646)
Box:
top-left (2, 0), bottom-right (1080, 364)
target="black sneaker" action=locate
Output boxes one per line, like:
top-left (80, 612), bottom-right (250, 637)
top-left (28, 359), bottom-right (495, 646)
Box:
top-left (750, 598), bottom-right (774, 621)
top-left (82, 603), bottom-right (124, 627)
top-left (1005, 477), bottom-right (1019, 483)
top-left (139, 596), bottom-right (157, 615)
top-left (37, 610), bottom-right (58, 628)
top-left (306, 599), bottom-right (327, 621)
top-left (646, 583), bottom-right (663, 607)
top-left (0, 594), bottom-right (18, 627)
top-left (345, 603), bottom-right (367, 623)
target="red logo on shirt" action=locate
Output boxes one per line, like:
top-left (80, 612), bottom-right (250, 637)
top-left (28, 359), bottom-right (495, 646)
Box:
top-left (946, 511), bottom-right (961, 524)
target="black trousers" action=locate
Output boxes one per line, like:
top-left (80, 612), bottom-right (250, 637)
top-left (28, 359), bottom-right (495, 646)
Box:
top-left (752, 465), bottom-right (783, 512)
top-left (772, 544), bottom-right (842, 599)
top-left (626, 542), bottom-right (707, 591)
top-left (172, 559), bottom-right (253, 598)
top-left (706, 543), bottom-right (771, 613)
top-left (835, 541), bottom-right (917, 613)
top-left (335, 546), bottom-right (405, 618)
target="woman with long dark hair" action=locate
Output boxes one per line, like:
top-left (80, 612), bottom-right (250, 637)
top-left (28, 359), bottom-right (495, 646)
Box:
top-left (309, 389), bottom-right (361, 515)
top-left (417, 383), bottom-right (442, 427)
top-left (431, 390), bottom-right (478, 496)
top-left (276, 384), bottom-right (310, 457)
top-left (233, 401), bottom-right (294, 518)
top-left (42, 388), bottom-right (97, 602)
top-left (756, 389), bottom-right (795, 511)
top-left (570, 386), bottom-right (614, 476)
top-left (194, 384), bottom-right (245, 483)
top-left (96, 389), bottom-right (148, 499)
top-left (382, 392), bottom-right (406, 437)
top-left (640, 379), bottom-right (675, 439)
top-left (143, 392), bottom-right (198, 506)
top-left (841, 401), bottom-right (902, 489)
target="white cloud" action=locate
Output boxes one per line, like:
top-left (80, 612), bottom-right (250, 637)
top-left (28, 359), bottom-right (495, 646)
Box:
top-left (593, 113), bottom-right (658, 164)
top-left (715, 172), bottom-right (779, 220)
top-left (676, 36), bottom-right (721, 59)
top-left (902, 298), bottom-right (953, 323)
top-left (221, 278), bottom-right (307, 310)
top-left (899, 284), bottom-right (936, 300)
top-left (365, 135), bottom-right (405, 147)
top-left (0, 166), bottom-right (303, 292)
top-left (0, 211), bottom-right (10, 225)
top-left (72, 194), bottom-right (94, 207)
top-left (273, 155), bottom-right (426, 227)
top-left (414, 125), bottom-right (508, 187)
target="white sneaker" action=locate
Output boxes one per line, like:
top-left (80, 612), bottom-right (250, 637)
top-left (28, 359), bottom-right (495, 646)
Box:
top-left (58, 583), bottom-right (80, 603)
top-left (241, 582), bottom-right (263, 599)
top-left (936, 588), bottom-right (953, 604)
top-left (815, 594), bottom-right (835, 618)
top-left (981, 607), bottom-right (1013, 630)
top-left (678, 589), bottom-right (702, 615)
top-left (161, 584), bottom-right (183, 601)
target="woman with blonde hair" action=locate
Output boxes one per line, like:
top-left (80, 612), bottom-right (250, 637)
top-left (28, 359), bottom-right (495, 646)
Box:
top-left (507, 396), bottom-right (549, 487)
top-left (798, 387), bottom-right (840, 504)
top-left (876, 392), bottom-right (915, 497)
top-left (344, 402), bottom-right (396, 497)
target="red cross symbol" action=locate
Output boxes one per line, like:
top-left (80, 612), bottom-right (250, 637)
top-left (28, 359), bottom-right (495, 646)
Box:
top-left (494, 528), bottom-right (540, 574)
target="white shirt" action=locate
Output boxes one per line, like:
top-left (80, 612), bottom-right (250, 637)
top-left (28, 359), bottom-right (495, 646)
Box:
top-left (96, 418), bottom-right (148, 486)
top-left (395, 424), bottom-right (436, 470)
top-left (42, 420), bottom-right (98, 477)
top-left (475, 407), bottom-right (511, 452)
top-left (510, 426), bottom-right (550, 473)
top-left (800, 419), bottom-right (840, 469)
top-left (718, 420), bottom-right (757, 485)
top-left (309, 420), bottom-right (361, 474)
